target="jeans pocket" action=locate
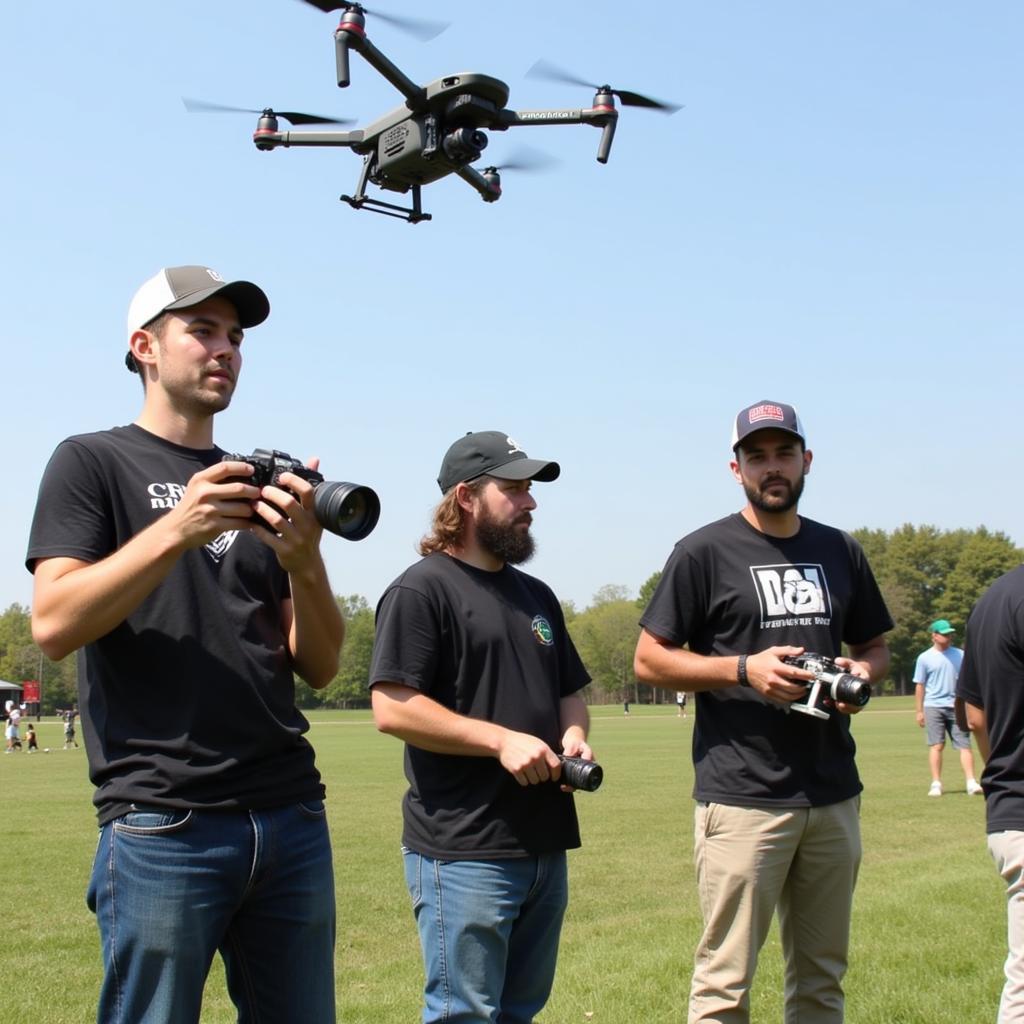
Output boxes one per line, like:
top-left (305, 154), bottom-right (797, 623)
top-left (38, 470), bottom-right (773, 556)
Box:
top-left (297, 798), bottom-right (327, 819)
top-left (403, 849), bottom-right (423, 906)
top-left (112, 808), bottom-right (193, 836)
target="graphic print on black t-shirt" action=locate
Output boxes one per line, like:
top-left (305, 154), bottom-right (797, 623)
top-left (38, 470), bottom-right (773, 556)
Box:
top-left (750, 562), bottom-right (832, 629)
top-left (145, 477), bottom-right (240, 562)
top-left (26, 424), bottom-right (324, 824)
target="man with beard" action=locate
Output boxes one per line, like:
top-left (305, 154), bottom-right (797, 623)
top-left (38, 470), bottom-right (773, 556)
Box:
top-left (634, 400), bottom-right (892, 1024)
top-left (27, 266), bottom-right (343, 1023)
top-left (370, 430), bottom-right (594, 1024)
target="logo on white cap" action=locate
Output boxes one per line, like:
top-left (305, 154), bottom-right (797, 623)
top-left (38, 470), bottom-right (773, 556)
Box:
top-left (748, 403), bottom-right (785, 425)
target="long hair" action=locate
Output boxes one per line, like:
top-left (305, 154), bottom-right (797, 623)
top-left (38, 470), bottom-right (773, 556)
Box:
top-left (418, 477), bottom-right (488, 556)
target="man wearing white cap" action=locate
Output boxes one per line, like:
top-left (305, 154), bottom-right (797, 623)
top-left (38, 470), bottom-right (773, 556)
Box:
top-left (636, 400), bottom-right (892, 1024)
top-left (26, 266), bottom-right (344, 1023)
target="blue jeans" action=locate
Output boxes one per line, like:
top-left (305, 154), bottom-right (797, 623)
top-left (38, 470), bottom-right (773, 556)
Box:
top-left (87, 801), bottom-right (336, 1024)
top-left (402, 849), bottom-right (569, 1024)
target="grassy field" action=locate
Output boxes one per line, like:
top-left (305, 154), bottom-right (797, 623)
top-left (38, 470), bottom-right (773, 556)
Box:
top-left (1, 698), bottom-right (1006, 1023)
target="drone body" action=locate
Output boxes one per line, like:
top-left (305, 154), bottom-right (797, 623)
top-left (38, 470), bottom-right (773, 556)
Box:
top-left (200, 3), bottom-right (678, 223)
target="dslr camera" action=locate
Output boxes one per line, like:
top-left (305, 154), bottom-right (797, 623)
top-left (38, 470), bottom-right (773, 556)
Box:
top-left (558, 755), bottom-right (603, 792)
top-left (782, 652), bottom-right (871, 720)
top-left (223, 448), bottom-right (380, 541)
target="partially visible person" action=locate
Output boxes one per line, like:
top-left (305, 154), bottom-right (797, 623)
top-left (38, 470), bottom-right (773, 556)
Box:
top-left (914, 618), bottom-right (981, 797)
top-left (6, 701), bottom-right (23, 753)
top-left (370, 430), bottom-right (593, 1024)
top-left (26, 265), bottom-right (344, 1024)
top-left (62, 708), bottom-right (78, 749)
top-left (635, 400), bottom-right (892, 1024)
top-left (957, 568), bottom-right (1024, 1023)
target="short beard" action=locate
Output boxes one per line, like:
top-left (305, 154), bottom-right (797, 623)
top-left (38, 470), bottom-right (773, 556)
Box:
top-left (744, 473), bottom-right (804, 514)
top-left (475, 504), bottom-right (535, 565)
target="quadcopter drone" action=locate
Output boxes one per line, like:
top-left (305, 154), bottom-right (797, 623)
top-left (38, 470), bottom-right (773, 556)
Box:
top-left (188, 1), bottom-right (679, 223)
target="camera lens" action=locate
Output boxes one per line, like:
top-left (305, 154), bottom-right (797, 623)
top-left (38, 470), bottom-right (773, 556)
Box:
top-left (313, 482), bottom-right (381, 541)
top-left (831, 675), bottom-right (871, 707)
top-left (559, 756), bottom-right (603, 792)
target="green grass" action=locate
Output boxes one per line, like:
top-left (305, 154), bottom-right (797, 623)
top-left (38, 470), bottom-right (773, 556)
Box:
top-left (1, 698), bottom-right (1005, 1023)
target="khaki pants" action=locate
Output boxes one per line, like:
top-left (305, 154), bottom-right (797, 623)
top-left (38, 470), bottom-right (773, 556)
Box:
top-left (689, 798), bottom-right (861, 1024)
top-left (988, 830), bottom-right (1024, 1023)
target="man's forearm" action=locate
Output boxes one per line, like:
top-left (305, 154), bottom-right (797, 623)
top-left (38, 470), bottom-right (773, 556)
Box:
top-left (635, 631), bottom-right (739, 691)
top-left (559, 693), bottom-right (590, 745)
top-left (287, 556), bottom-right (344, 689)
top-left (32, 518), bottom-right (189, 660)
top-left (847, 637), bottom-right (890, 683)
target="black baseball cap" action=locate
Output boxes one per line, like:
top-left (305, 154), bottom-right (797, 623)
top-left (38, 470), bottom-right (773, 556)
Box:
top-left (437, 431), bottom-right (560, 494)
top-left (731, 400), bottom-right (806, 451)
top-left (125, 265), bottom-right (270, 372)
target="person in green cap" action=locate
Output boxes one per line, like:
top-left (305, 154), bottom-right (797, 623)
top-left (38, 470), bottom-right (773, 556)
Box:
top-left (913, 618), bottom-right (982, 797)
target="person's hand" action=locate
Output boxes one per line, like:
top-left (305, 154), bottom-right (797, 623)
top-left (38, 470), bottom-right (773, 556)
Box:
top-left (163, 461), bottom-right (260, 549)
top-left (558, 732), bottom-right (594, 792)
top-left (745, 646), bottom-right (813, 706)
top-left (249, 459), bottom-right (325, 573)
top-left (497, 730), bottom-right (562, 787)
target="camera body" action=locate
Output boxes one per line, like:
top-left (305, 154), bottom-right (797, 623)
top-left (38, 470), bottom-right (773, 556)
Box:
top-left (782, 652), bottom-right (871, 720)
top-left (222, 448), bottom-right (380, 541)
top-left (558, 755), bottom-right (603, 792)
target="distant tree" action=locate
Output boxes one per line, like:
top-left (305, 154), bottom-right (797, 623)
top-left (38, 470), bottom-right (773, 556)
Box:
top-left (636, 571), bottom-right (662, 610)
top-left (592, 584), bottom-right (631, 606)
top-left (0, 603), bottom-right (76, 713)
top-left (942, 527), bottom-right (1021, 629)
top-left (311, 594), bottom-right (376, 709)
top-left (850, 525), bottom-right (1022, 691)
top-left (568, 597), bottom-right (641, 704)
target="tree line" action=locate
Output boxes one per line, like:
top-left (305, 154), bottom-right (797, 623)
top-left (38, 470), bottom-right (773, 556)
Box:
top-left (2, 525), bottom-right (1019, 713)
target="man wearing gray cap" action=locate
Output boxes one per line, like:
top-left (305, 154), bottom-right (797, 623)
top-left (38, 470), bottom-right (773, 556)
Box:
top-left (635, 401), bottom-right (892, 1024)
top-left (27, 266), bottom-right (344, 1023)
top-left (370, 430), bottom-right (594, 1024)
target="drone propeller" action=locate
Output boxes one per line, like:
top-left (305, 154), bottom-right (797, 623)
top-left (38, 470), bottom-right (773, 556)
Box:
top-left (299, 2), bottom-right (449, 42)
top-left (526, 59), bottom-right (682, 113)
top-left (482, 147), bottom-right (559, 174)
top-left (182, 97), bottom-right (355, 126)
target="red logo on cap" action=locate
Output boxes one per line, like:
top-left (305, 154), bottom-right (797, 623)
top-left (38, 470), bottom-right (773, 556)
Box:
top-left (748, 404), bottom-right (785, 424)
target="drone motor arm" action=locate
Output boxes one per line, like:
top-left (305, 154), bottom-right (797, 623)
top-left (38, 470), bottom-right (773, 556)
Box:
top-left (596, 118), bottom-right (617, 164)
top-left (334, 19), bottom-right (425, 104)
top-left (455, 164), bottom-right (501, 203)
top-left (497, 104), bottom-right (619, 163)
top-left (253, 128), bottom-right (364, 151)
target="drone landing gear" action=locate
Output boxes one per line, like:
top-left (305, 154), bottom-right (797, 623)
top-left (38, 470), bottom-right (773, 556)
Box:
top-left (340, 189), bottom-right (432, 223)
top-left (340, 157), bottom-right (432, 223)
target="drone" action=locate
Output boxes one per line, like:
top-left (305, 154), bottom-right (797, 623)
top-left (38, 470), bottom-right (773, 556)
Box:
top-left (187, 1), bottom-right (680, 223)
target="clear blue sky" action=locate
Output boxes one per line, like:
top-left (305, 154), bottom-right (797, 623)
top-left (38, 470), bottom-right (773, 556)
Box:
top-left (2, 1), bottom-right (1021, 615)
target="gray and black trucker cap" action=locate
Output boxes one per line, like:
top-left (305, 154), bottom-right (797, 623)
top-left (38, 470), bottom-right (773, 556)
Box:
top-left (731, 400), bottom-right (806, 451)
top-left (437, 431), bottom-right (560, 494)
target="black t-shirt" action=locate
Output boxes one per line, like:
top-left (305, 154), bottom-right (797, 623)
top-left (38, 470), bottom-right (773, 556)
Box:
top-left (957, 566), bottom-right (1024, 833)
top-left (369, 552), bottom-right (590, 859)
top-left (640, 513), bottom-right (893, 808)
top-left (26, 425), bottom-right (324, 824)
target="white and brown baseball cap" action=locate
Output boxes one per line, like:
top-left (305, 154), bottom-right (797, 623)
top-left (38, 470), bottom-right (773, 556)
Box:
top-left (125, 265), bottom-right (270, 371)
